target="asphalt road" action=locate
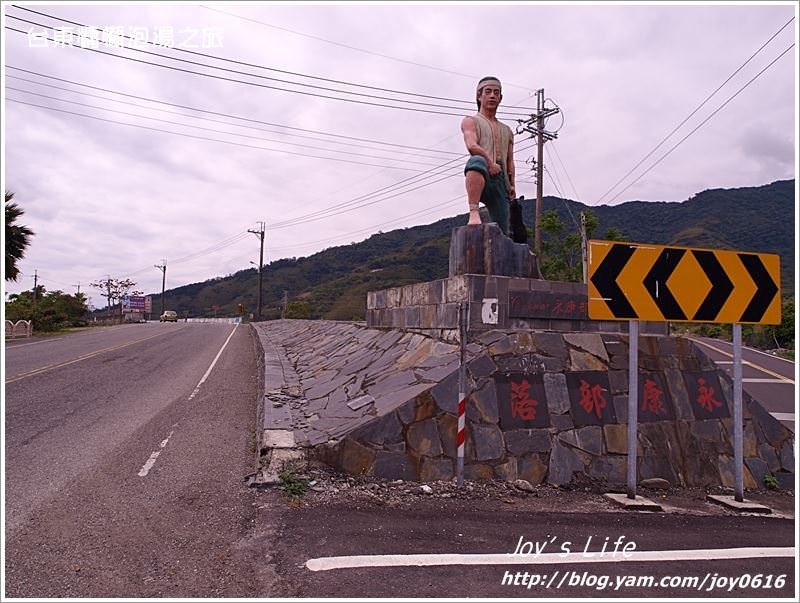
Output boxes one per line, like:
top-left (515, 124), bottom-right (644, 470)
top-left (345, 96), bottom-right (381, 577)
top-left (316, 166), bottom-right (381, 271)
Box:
top-left (4, 325), bottom-right (795, 598)
top-left (4, 323), bottom-right (288, 598)
top-left (268, 495), bottom-right (795, 598)
top-left (687, 336), bottom-right (795, 431)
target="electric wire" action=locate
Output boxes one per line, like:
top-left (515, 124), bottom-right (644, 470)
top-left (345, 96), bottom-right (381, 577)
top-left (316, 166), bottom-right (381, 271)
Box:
top-left (597, 16), bottom-right (795, 204)
top-left (6, 86), bottom-right (441, 166)
top-left (6, 97), bottom-right (427, 172)
top-left (14, 4), bottom-right (537, 111)
top-left (266, 141), bottom-right (536, 229)
top-left (199, 4), bottom-right (538, 95)
top-left (4, 78), bottom-right (459, 160)
top-left (6, 15), bottom-right (531, 118)
top-left (5, 66), bottom-right (463, 157)
top-left (605, 42), bottom-right (794, 205)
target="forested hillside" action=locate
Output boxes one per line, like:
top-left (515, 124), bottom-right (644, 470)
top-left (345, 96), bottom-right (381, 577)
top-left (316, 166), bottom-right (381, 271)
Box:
top-left (155, 179), bottom-right (794, 320)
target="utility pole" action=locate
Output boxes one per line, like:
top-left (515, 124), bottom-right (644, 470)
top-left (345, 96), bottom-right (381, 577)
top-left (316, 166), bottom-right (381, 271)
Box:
top-left (72, 282), bottom-right (81, 296)
top-left (32, 269), bottom-right (38, 312)
top-left (535, 90), bottom-right (545, 256)
top-left (248, 222), bottom-right (265, 321)
top-left (105, 274), bottom-right (112, 319)
top-left (154, 261), bottom-right (166, 317)
top-left (580, 212), bottom-right (588, 284)
top-left (517, 89), bottom-right (561, 256)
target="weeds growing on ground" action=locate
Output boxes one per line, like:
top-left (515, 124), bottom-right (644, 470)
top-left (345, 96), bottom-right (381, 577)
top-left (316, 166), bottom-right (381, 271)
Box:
top-left (279, 470), bottom-right (310, 498)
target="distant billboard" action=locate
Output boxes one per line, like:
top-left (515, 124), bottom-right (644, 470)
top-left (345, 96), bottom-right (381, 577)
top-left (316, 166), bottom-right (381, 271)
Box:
top-left (123, 296), bottom-right (146, 312)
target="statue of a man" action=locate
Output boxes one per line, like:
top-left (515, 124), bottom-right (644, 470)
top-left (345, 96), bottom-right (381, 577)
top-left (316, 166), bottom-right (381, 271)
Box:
top-left (461, 76), bottom-right (516, 235)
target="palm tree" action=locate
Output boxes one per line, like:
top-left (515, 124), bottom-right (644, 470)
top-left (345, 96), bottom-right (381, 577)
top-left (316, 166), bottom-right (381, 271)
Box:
top-left (5, 191), bottom-right (35, 282)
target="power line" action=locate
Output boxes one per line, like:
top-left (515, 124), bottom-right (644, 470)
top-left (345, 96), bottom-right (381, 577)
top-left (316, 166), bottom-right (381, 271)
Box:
top-left (5, 76), bottom-right (460, 160)
top-left (6, 15), bottom-right (531, 118)
top-left (199, 4), bottom-right (538, 94)
top-left (606, 42), bottom-right (794, 205)
top-left (549, 140), bottom-right (581, 203)
top-left (6, 97), bottom-right (427, 172)
top-left (597, 16), bottom-right (795, 204)
top-left (267, 197), bottom-right (466, 253)
top-left (14, 4), bottom-right (537, 111)
top-left (544, 145), bottom-right (568, 201)
top-left (5, 66), bottom-right (463, 157)
top-left (6, 86), bottom-right (441, 167)
top-left (267, 141), bottom-right (536, 230)
top-left (6, 97), bottom-right (534, 237)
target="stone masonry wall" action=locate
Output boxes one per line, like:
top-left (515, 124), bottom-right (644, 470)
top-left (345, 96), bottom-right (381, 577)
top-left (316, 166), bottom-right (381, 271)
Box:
top-left (327, 330), bottom-right (794, 489)
top-left (253, 320), bottom-right (794, 490)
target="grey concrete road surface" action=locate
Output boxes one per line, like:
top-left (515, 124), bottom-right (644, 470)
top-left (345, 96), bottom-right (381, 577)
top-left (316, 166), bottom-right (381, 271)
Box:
top-left (687, 336), bottom-right (795, 431)
top-left (4, 323), bottom-right (289, 597)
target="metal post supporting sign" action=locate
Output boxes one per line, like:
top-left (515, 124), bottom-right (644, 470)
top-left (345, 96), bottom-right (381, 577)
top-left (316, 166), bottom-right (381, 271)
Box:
top-left (456, 301), bottom-right (468, 486)
top-left (589, 239), bottom-right (781, 505)
top-left (733, 324), bottom-right (744, 502)
top-left (627, 320), bottom-right (639, 499)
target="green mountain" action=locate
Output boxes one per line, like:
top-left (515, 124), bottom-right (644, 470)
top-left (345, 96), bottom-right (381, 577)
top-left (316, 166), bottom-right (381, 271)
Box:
top-left (156, 179), bottom-right (795, 320)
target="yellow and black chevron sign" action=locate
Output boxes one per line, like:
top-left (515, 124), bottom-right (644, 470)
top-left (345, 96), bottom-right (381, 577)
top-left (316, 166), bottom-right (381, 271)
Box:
top-left (588, 240), bottom-right (781, 325)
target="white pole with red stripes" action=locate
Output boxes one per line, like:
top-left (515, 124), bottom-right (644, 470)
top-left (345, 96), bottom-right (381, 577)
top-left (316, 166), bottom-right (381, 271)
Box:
top-left (457, 301), bottom-right (468, 486)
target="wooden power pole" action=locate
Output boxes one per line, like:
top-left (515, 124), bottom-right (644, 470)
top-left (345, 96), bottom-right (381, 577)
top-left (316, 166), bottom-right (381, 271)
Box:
top-left (517, 89), bottom-right (561, 257)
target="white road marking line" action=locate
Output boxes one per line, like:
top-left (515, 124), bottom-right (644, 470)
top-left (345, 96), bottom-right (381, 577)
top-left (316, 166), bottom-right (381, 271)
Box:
top-left (4, 337), bottom-right (64, 348)
top-left (743, 378), bottom-right (794, 383)
top-left (306, 546), bottom-right (795, 572)
top-left (188, 324), bottom-right (238, 400)
top-left (138, 324), bottom-right (238, 476)
top-left (138, 430), bottom-right (174, 477)
top-left (771, 412), bottom-right (795, 422)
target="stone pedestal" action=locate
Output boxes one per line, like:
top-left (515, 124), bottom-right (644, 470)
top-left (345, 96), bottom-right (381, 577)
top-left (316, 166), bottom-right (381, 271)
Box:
top-left (366, 275), bottom-right (668, 338)
top-left (449, 223), bottom-right (543, 279)
top-left (366, 223), bottom-right (667, 338)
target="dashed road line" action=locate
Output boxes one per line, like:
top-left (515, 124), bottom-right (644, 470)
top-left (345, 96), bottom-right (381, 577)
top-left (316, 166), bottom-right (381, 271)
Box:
top-left (138, 429), bottom-right (175, 477)
top-left (137, 324), bottom-right (238, 477)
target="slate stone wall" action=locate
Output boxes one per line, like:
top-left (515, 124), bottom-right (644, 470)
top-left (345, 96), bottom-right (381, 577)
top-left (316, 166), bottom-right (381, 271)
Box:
top-left (326, 330), bottom-right (794, 489)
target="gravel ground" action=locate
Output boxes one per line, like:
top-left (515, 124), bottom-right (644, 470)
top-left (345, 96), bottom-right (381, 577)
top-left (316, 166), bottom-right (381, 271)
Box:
top-left (257, 462), bottom-right (796, 518)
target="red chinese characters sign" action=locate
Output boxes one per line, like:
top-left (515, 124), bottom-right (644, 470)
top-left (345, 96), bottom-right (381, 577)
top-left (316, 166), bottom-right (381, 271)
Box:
top-left (566, 372), bottom-right (616, 426)
top-left (496, 374), bottom-right (550, 429)
top-left (509, 291), bottom-right (588, 320)
top-left (637, 372), bottom-right (675, 422)
top-left (682, 372), bottom-right (730, 419)
top-left (579, 379), bottom-right (607, 418)
top-left (510, 379), bottom-right (539, 421)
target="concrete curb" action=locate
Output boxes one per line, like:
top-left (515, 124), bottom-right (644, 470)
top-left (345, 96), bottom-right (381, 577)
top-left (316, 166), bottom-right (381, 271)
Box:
top-left (604, 492), bottom-right (663, 512)
top-left (707, 494), bottom-right (772, 514)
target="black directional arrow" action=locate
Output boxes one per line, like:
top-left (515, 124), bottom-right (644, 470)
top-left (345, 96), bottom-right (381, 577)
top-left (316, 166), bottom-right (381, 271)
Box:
top-left (738, 253), bottom-right (779, 323)
top-left (590, 244), bottom-right (637, 319)
top-left (691, 250), bottom-right (734, 321)
top-left (643, 248), bottom-right (687, 320)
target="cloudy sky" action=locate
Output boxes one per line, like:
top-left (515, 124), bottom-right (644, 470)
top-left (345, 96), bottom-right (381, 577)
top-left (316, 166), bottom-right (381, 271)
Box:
top-left (2, 2), bottom-right (797, 307)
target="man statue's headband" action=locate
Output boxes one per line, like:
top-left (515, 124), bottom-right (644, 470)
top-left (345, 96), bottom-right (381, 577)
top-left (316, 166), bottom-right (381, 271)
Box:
top-left (476, 77), bottom-right (502, 94)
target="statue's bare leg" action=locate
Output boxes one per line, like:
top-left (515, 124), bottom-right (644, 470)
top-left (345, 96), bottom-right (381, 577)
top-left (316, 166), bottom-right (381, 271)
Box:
top-left (465, 171), bottom-right (485, 226)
